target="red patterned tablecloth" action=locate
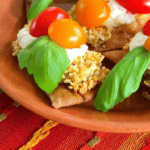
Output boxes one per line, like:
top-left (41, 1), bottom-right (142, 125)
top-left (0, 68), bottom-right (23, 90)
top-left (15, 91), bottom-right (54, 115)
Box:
top-left (0, 92), bottom-right (150, 150)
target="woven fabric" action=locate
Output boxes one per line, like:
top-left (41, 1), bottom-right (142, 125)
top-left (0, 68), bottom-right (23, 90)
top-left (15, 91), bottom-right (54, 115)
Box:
top-left (0, 92), bottom-right (150, 150)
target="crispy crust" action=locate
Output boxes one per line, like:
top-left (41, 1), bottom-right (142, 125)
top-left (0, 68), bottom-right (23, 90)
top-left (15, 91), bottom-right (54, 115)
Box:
top-left (94, 14), bottom-right (150, 52)
top-left (92, 21), bottom-right (141, 51)
top-left (101, 49), bottom-right (129, 63)
top-left (48, 84), bottom-right (99, 108)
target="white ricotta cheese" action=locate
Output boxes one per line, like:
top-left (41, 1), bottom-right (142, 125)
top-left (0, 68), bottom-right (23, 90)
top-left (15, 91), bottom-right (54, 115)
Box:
top-left (17, 27), bottom-right (37, 48)
top-left (102, 0), bottom-right (136, 29)
top-left (129, 32), bottom-right (150, 69)
top-left (65, 44), bottom-right (88, 64)
top-left (129, 32), bottom-right (148, 51)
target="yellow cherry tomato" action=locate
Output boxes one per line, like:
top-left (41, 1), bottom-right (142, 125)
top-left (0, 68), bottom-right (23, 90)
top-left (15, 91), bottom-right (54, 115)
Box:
top-left (76, 0), bottom-right (111, 28)
top-left (48, 19), bottom-right (86, 48)
top-left (144, 36), bottom-right (150, 52)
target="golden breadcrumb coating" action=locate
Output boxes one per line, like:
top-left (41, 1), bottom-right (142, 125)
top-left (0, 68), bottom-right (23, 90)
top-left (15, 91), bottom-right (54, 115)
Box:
top-left (62, 51), bottom-right (109, 94)
top-left (12, 39), bottom-right (22, 56)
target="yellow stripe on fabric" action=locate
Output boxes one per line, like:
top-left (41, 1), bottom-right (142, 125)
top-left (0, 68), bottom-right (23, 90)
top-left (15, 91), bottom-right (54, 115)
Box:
top-left (19, 120), bottom-right (58, 150)
top-left (118, 133), bottom-right (150, 150)
top-left (0, 113), bottom-right (7, 122)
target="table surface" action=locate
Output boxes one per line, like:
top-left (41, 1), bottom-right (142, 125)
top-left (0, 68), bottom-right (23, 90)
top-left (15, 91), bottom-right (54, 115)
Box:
top-left (0, 90), bottom-right (150, 150)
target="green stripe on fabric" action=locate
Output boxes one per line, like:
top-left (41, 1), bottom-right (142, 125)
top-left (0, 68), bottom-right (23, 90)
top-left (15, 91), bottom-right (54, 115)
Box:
top-left (88, 137), bottom-right (100, 147)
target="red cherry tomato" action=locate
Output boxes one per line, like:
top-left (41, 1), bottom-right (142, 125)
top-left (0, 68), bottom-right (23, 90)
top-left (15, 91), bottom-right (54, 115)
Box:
top-left (30, 7), bottom-right (70, 37)
top-left (143, 20), bottom-right (150, 36)
top-left (116, 0), bottom-right (150, 14)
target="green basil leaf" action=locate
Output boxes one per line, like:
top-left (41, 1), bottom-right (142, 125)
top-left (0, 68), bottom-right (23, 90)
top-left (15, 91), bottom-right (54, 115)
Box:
top-left (94, 46), bottom-right (150, 112)
top-left (17, 36), bottom-right (70, 94)
top-left (28, 0), bottom-right (53, 20)
top-left (17, 36), bottom-right (49, 70)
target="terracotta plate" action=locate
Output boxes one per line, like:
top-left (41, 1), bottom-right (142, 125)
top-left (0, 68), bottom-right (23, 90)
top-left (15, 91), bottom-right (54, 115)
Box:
top-left (1, 0), bottom-right (150, 133)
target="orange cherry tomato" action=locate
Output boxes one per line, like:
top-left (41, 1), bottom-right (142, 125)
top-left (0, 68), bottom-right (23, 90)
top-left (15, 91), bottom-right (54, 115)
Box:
top-left (76, 0), bottom-right (111, 28)
top-left (48, 19), bottom-right (86, 48)
top-left (144, 36), bottom-right (150, 52)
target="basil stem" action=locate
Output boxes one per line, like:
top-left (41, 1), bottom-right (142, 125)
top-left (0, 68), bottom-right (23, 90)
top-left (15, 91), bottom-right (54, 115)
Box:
top-left (94, 46), bottom-right (150, 112)
top-left (28, 0), bottom-right (53, 20)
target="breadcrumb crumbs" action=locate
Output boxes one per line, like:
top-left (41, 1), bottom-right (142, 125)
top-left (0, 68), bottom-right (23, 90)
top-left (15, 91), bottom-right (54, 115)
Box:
top-left (62, 51), bottom-right (109, 94)
top-left (123, 43), bottom-right (129, 50)
top-left (12, 39), bottom-right (22, 56)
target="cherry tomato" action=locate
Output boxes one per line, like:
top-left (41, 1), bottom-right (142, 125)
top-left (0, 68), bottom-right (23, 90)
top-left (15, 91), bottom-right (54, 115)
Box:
top-left (143, 20), bottom-right (150, 36)
top-left (30, 7), bottom-right (70, 37)
top-left (76, 0), bottom-right (111, 28)
top-left (144, 36), bottom-right (150, 52)
top-left (116, 0), bottom-right (150, 14)
top-left (48, 19), bottom-right (86, 48)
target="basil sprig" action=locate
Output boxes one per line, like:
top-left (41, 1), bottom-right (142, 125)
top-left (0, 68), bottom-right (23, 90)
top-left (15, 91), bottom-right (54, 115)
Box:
top-left (94, 46), bottom-right (150, 112)
top-left (28, 0), bottom-right (53, 20)
top-left (17, 36), bottom-right (70, 94)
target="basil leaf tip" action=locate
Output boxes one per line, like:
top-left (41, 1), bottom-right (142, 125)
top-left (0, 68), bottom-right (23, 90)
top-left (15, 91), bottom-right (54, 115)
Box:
top-left (17, 36), bottom-right (70, 94)
top-left (28, 0), bottom-right (53, 20)
top-left (94, 46), bottom-right (150, 112)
